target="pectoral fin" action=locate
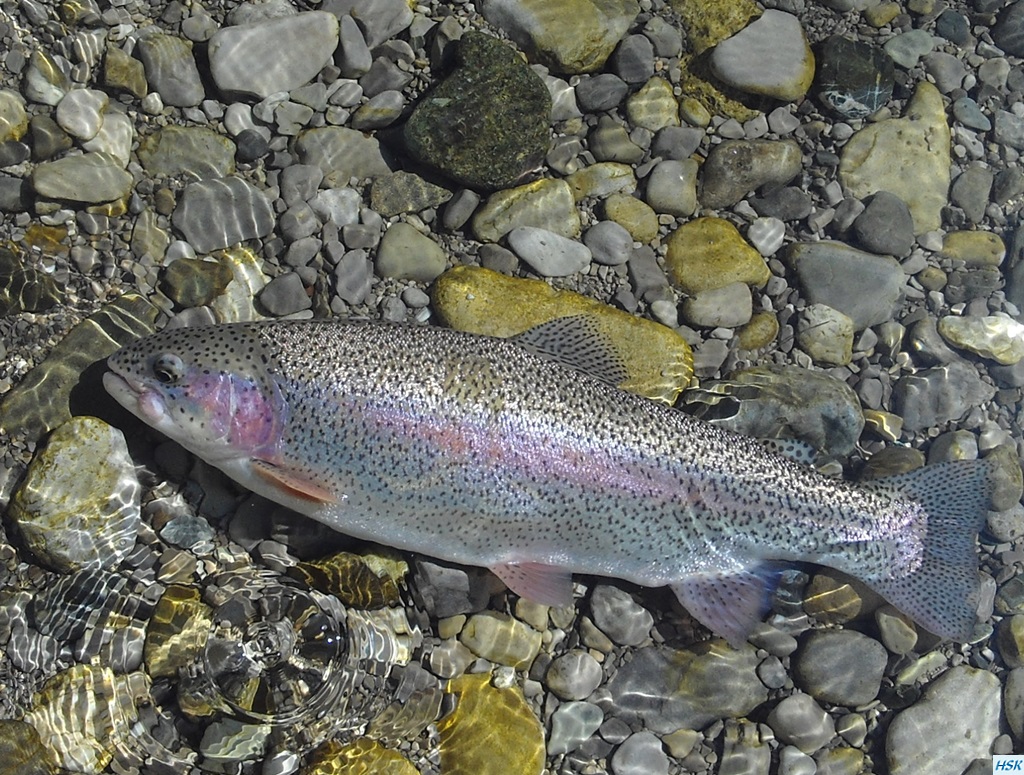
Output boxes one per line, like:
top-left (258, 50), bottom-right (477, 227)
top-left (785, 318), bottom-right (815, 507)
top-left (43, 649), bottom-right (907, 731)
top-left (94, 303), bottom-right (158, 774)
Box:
top-left (251, 458), bottom-right (337, 505)
top-left (670, 566), bottom-right (779, 648)
top-left (490, 562), bottom-right (575, 607)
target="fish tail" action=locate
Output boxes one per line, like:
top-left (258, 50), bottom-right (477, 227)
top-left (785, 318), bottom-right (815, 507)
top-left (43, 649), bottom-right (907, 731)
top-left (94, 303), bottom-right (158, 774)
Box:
top-left (865, 458), bottom-right (994, 640)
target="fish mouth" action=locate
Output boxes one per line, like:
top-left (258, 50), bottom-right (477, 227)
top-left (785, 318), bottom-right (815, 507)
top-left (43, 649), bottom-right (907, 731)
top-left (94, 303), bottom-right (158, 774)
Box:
top-left (103, 370), bottom-right (170, 427)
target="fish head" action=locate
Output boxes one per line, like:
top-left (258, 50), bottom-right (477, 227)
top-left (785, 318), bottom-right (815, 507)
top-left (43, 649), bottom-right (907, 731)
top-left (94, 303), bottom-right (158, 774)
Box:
top-left (103, 323), bottom-right (286, 463)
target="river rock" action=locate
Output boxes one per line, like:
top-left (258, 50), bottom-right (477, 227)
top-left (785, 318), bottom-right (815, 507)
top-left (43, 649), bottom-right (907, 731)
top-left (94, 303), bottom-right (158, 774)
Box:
top-left (814, 35), bottom-right (894, 120)
top-left (431, 265), bottom-right (693, 405)
top-left (405, 32), bottom-right (550, 191)
top-left (886, 667), bottom-right (1000, 775)
top-left (892, 360), bottom-right (997, 432)
top-left (292, 126), bottom-right (392, 185)
top-left (700, 139), bottom-right (803, 209)
top-left (135, 33), bottom-right (204, 107)
top-left (0, 88), bottom-right (28, 142)
top-left (137, 126), bottom-right (236, 179)
top-left (937, 315), bottom-right (1024, 365)
top-left (598, 642), bottom-right (767, 733)
top-left (31, 152), bottom-right (133, 203)
top-left (793, 630), bottom-right (887, 706)
top-left (9, 417), bottom-right (140, 573)
top-left (665, 217), bottom-right (769, 294)
top-left (507, 227), bottom-right (591, 277)
top-left (209, 12), bottom-right (339, 99)
top-left (710, 10), bottom-right (814, 101)
top-left (787, 241), bottom-right (904, 330)
top-left (471, 179), bottom-right (580, 242)
top-left (796, 304), bottom-right (854, 366)
top-left (375, 222), bottom-right (447, 282)
top-left (171, 177), bottom-right (275, 253)
top-left (839, 82), bottom-right (950, 234)
top-left (481, 0), bottom-right (640, 74)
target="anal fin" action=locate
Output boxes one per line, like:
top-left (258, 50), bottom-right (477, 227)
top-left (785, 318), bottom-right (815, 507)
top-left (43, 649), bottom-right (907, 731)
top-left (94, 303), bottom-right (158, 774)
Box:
top-left (251, 458), bottom-right (336, 505)
top-left (490, 562), bottom-right (574, 607)
top-left (670, 566), bottom-right (779, 648)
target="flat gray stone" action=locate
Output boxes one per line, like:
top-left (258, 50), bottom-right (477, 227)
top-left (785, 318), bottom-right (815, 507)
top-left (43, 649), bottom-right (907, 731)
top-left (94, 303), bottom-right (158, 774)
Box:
top-left (611, 731), bottom-right (668, 775)
top-left (853, 191), bottom-right (915, 256)
top-left (507, 226), bottom-right (591, 277)
top-left (31, 152), bottom-right (133, 203)
top-left (548, 702), bottom-right (603, 756)
top-left (375, 222), bottom-right (447, 282)
top-left (599, 643), bottom-right (767, 733)
top-left (793, 630), bottom-right (887, 706)
top-left (886, 667), bottom-right (1000, 775)
top-left (589, 584), bottom-right (652, 646)
top-left (644, 159), bottom-right (697, 217)
top-left (209, 13), bottom-right (337, 98)
top-left (293, 126), bottom-right (392, 185)
top-left (135, 33), bottom-right (204, 107)
top-left (172, 176), bottom-right (275, 253)
top-left (893, 360), bottom-right (998, 432)
top-left (787, 241), bottom-right (904, 330)
top-left (137, 126), bottom-right (236, 180)
top-left (583, 220), bottom-right (633, 266)
top-left (767, 693), bottom-right (835, 755)
top-left (258, 272), bottom-right (312, 316)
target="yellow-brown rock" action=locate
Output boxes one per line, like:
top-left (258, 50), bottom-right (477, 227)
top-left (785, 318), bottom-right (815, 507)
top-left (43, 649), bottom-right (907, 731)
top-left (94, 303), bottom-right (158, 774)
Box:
top-left (937, 315), bottom-right (1024, 365)
top-left (431, 266), bottom-right (693, 404)
top-left (839, 82), bottom-right (950, 234)
top-left (737, 311), bottom-right (779, 350)
top-left (565, 162), bottom-right (636, 201)
top-left (601, 193), bottom-right (660, 243)
top-left (471, 179), bottom-right (580, 242)
top-left (144, 583), bottom-right (212, 679)
top-left (938, 230), bottom-right (1006, 266)
top-left (437, 673), bottom-right (544, 775)
top-left (665, 217), bottom-right (770, 294)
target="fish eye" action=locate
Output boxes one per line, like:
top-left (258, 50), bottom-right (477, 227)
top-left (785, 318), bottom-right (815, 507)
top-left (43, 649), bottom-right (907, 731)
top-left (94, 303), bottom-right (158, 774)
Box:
top-left (152, 353), bottom-right (185, 384)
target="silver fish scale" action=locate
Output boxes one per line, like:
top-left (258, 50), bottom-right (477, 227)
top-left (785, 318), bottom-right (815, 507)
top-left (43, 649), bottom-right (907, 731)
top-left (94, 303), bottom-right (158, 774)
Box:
top-left (243, 320), bottom-right (918, 585)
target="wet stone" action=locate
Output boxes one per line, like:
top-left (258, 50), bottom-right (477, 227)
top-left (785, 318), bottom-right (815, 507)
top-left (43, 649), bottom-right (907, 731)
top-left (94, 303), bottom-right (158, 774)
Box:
top-left (683, 365), bottom-right (864, 458)
top-left (293, 126), bottom-right (392, 186)
top-left (583, 220), bottom-right (633, 266)
top-left (611, 731), bottom-right (669, 775)
top-left (666, 217), bottom-right (768, 295)
top-left (993, 1), bottom-right (1024, 57)
top-left (103, 44), bottom-right (148, 99)
top-left (750, 187), bottom-right (812, 222)
top-left (839, 82), bottom-right (950, 234)
top-left (0, 88), bottom-right (28, 142)
top-left (852, 192), bottom-right (915, 256)
top-left (209, 12), bottom-right (339, 99)
top-left (548, 701), bottom-right (603, 756)
top-left (590, 584), bottom-right (652, 646)
top-left (893, 360), bottom-right (997, 432)
top-left (793, 630), bottom-right (887, 706)
top-left (135, 33), bottom-right (204, 107)
top-left (699, 139), bottom-right (803, 209)
top-left (405, 33), bottom-right (550, 191)
top-left (438, 673), bottom-right (544, 775)
top-left (472, 179), bottom-right (580, 242)
top-left (370, 171), bottom-right (453, 217)
top-left (171, 177), bottom-right (275, 253)
top-left (576, 73), bottom-right (629, 112)
top-left (625, 76), bottom-right (679, 132)
top-left (9, 417), bottom-right (140, 573)
top-left (375, 222), bottom-right (447, 282)
top-left (0, 246), bottom-right (61, 315)
top-left (886, 667), bottom-right (1000, 775)
top-left (938, 315), bottom-right (1024, 365)
top-left (432, 266), bottom-right (692, 404)
top-left (546, 650), bottom-right (603, 700)
top-left (680, 282), bottom-right (752, 329)
top-left (796, 304), bottom-right (854, 366)
top-left (710, 10), bottom-right (815, 101)
top-left (0, 720), bottom-right (58, 774)
top-left (483, 0), bottom-right (640, 75)
top-left (599, 642), bottom-right (768, 733)
top-left (31, 151), bottom-right (133, 203)
top-left (507, 227), bottom-right (591, 277)
top-left (137, 125), bottom-right (236, 180)
top-left (787, 241), bottom-right (904, 330)
top-left (258, 272), bottom-right (312, 316)
top-left (160, 257), bottom-right (234, 308)
top-left (460, 611), bottom-right (541, 669)
top-left (55, 88), bottom-right (107, 141)
top-left (768, 693), bottom-right (835, 754)
top-left (814, 35), bottom-right (894, 120)
top-left (645, 159), bottom-right (697, 217)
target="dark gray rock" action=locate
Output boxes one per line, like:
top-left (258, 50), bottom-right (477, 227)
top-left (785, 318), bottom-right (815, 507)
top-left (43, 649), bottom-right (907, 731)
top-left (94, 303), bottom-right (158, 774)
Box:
top-left (404, 32), bottom-right (550, 191)
top-left (610, 34), bottom-right (654, 84)
top-left (171, 176), bottom-right (276, 252)
top-left (135, 33), bottom-right (204, 107)
top-left (950, 164), bottom-right (994, 224)
top-left (750, 186), bottom-right (812, 221)
top-left (852, 192), bottom-right (915, 256)
top-left (893, 361), bottom-right (997, 432)
top-left (575, 73), bottom-right (629, 112)
top-left (793, 630), bottom-right (887, 706)
top-left (258, 272), bottom-right (312, 316)
top-left (993, 1), bottom-right (1024, 57)
top-left (814, 35), bottom-right (894, 120)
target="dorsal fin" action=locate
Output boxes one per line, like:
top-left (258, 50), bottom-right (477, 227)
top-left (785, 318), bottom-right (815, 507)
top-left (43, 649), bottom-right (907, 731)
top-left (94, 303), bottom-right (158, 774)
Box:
top-left (511, 315), bottom-right (629, 387)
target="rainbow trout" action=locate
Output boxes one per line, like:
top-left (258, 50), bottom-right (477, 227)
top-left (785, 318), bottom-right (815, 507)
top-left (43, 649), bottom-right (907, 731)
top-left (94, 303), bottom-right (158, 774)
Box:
top-left (104, 317), bottom-right (990, 645)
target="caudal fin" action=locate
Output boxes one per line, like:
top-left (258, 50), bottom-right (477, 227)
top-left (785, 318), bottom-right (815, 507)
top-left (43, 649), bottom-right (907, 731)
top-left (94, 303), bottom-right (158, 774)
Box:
top-left (865, 458), bottom-right (993, 640)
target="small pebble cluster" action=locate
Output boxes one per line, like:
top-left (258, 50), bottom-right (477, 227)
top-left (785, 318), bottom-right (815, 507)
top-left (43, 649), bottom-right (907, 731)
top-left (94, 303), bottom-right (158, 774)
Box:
top-left (0, 0), bottom-right (1023, 773)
